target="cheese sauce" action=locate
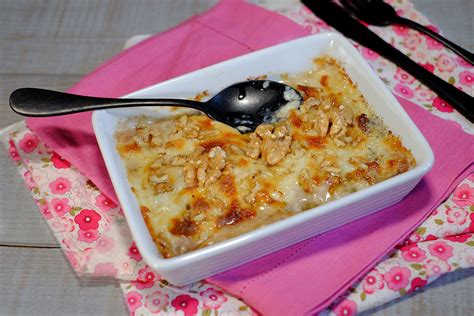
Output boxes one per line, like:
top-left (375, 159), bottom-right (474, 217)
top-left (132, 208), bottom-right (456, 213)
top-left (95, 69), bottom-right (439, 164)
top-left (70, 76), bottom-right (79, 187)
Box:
top-left (116, 56), bottom-right (416, 257)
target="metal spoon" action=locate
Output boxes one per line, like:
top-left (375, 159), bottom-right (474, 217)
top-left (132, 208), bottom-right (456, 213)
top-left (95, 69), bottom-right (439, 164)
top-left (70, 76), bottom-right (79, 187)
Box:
top-left (340, 0), bottom-right (474, 65)
top-left (9, 80), bottom-right (302, 132)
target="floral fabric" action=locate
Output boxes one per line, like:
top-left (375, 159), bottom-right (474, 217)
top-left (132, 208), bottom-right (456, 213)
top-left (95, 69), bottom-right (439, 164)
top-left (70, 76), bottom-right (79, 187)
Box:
top-left (263, 0), bottom-right (473, 134)
top-left (1, 0), bottom-right (473, 315)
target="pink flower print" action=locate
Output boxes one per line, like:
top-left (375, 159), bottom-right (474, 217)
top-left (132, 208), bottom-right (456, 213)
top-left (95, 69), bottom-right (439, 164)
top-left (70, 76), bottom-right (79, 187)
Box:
top-left (393, 25), bottom-right (409, 37)
top-left (453, 184), bottom-right (474, 207)
top-left (125, 291), bottom-right (143, 315)
top-left (145, 291), bottom-right (169, 313)
top-left (171, 295), bottom-right (199, 316)
top-left (407, 232), bottom-right (422, 243)
top-left (8, 140), bottom-right (21, 162)
top-left (394, 84), bottom-right (414, 99)
top-left (95, 235), bottom-right (115, 253)
top-left (37, 201), bottom-right (53, 220)
top-left (459, 71), bottom-right (474, 86)
top-left (432, 97), bottom-right (453, 113)
top-left (426, 24), bottom-right (440, 33)
top-left (77, 229), bottom-right (99, 243)
top-left (408, 277), bottom-right (427, 294)
top-left (401, 245), bottom-right (427, 262)
top-left (404, 33), bottom-right (422, 50)
top-left (458, 249), bottom-right (474, 267)
top-left (414, 87), bottom-right (435, 102)
top-left (383, 266), bottom-right (411, 291)
top-left (420, 63), bottom-right (435, 73)
top-left (468, 213), bottom-right (474, 233)
top-left (362, 269), bottom-right (384, 294)
top-left (50, 198), bottom-right (71, 217)
top-left (428, 241), bottom-right (454, 260)
top-left (424, 259), bottom-right (451, 278)
top-left (119, 260), bottom-right (135, 276)
top-left (394, 68), bottom-right (415, 84)
top-left (414, 50), bottom-right (429, 63)
top-left (49, 177), bottom-right (72, 195)
top-left (64, 250), bottom-right (80, 270)
top-left (74, 209), bottom-right (101, 231)
top-left (18, 133), bottom-right (39, 153)
top-left (444, 234), bottom-right (470, 243)
top-left (63, 218), bottom-right (75, 233)
top-left (52, 218), bottom-right (75, 233)
top-left (425, 234), bottom-right (438, 241)
top-left (24, 170), bottom-right (36, 190)
top-left (200, 287), bottom-right (227, 309)
top-left (128, 242), bottom-right (142, 262)
top-left (332, 299), bottom-right (357, 316)
top-left (93, 262), bottom-right (118, 277)
top-left (51, 152), bottom-right (71, 169)
top-left (456, 56), bottom-right (473, 68)
top-left (446, 207), bottom-right (469, 225)
top-left (360, 47), bottom-right (379, 61)
top-left (131, 267), bottom-right (157, 290)
top-left (436, 54), bottom-right (456, 72)
top-left (426, 37), bottom-right (443, 50)
top-left (95, 193), bottom-right (118, 212)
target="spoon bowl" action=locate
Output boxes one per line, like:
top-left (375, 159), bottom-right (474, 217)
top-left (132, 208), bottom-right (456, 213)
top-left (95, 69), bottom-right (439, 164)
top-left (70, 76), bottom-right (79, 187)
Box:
top-left (9, 80), bottom-right (302, 132)
top-left (341, 0), bottom-right (397, 26)
top-left (340, 0), bottom-right (474, 64)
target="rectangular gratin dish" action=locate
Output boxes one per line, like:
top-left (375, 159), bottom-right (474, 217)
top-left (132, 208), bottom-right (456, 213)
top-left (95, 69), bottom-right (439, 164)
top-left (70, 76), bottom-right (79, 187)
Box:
top-left (92, 33), bottom-right (434, 285)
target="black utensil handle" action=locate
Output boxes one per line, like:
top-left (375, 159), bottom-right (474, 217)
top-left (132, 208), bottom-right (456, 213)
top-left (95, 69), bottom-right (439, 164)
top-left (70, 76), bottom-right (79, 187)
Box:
top-left (303, 0), bottom-right (474, 123)
top-left (9, 88), bottom-right (205, 117)
top-left (395, 16), bottom-right (474, 65)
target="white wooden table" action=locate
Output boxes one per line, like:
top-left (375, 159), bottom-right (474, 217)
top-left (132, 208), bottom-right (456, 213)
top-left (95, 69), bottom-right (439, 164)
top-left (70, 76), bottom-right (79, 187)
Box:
top-left (0, 1), bottom-right (472, 315)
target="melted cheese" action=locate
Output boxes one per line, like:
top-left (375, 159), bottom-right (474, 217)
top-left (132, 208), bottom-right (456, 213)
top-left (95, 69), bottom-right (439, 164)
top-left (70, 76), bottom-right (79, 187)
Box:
top-left (116, 56), bottom-right (416, 258)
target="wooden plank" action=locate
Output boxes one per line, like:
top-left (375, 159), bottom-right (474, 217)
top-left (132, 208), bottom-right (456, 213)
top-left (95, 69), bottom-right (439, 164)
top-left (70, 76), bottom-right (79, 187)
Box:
top-left (0, 247), bottom-right (126, 315)
top-left (411, 0), bottom-right (473, 51)
top-left (0, 247), bottom-right (472, 315)
top-left (370, 268), bottom-right (474, 316)
top-left (1, 38), bottom-right (130, 75)
top-left (0, 0), bottom-right (218, 75)
top-left (0, 0), bottom-right (218, 39)
top-left (0, 74), bottom-right (81, 246)
top-left (0, 74), bottom-right (81, 125)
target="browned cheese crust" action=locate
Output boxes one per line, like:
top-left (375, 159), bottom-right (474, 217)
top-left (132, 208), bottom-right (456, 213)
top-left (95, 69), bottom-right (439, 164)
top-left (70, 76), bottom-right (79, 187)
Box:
top-left (116, 56), bottom-right (416, 257)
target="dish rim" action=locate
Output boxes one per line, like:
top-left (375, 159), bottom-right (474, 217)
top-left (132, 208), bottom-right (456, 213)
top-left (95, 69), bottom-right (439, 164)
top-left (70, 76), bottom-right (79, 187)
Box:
top-left (92, 32), bottom-right (434, 276)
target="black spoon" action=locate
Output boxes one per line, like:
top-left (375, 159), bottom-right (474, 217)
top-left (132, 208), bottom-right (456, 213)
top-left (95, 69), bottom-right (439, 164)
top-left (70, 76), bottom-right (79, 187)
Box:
top-left (303, 0), bottom-right (473, 122)
top-left (9, 81), bottom-right (302, 132)
top-left (341, 0), bottom-right (474, 65)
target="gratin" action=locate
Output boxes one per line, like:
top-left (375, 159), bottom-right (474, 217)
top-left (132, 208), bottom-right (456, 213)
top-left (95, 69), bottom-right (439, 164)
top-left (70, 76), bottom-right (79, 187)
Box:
top-left (115, 56), bottom-right (416, 258)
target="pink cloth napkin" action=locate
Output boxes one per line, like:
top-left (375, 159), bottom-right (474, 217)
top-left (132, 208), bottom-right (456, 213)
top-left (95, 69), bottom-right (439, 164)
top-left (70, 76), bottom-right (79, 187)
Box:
top-left (209, 99), bottom-right (474, 315)
top-left (27, 0), bottom-right (308, 203)
top-left (25, 0), bottom-right (474, 315)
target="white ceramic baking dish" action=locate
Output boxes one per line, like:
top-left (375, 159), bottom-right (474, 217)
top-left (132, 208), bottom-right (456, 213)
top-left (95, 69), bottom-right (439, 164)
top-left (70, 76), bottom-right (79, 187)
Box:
top-left (92, 33), bottom-right (434, 285)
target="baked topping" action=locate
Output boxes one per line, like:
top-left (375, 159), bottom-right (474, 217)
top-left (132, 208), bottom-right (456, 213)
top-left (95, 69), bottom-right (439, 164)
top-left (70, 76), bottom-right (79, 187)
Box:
top-left (116, 55), bottom-right (416, 258)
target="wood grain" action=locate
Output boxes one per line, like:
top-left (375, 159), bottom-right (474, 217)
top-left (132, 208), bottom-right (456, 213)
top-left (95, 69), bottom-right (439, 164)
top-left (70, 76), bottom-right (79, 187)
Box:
top-left (0, 247), bottom-right (125, 315)
top-left (412, 0), bottom-right (473, 51)
top-left (0, 0), bottom-right (472, 315)
top-left (1, 0), bottom-right (218, 75)
top-left (0, 74), bottom-right (81, 246)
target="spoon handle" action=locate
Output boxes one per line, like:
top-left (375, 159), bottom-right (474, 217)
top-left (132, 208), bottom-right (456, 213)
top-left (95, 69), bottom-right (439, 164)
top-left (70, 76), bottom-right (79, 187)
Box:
top-left (303, 0), bottom-right (474, 123)
top-left (394, 16), bottom-right (474, 65)
top-left (9, 88), bottom-right (206, 117)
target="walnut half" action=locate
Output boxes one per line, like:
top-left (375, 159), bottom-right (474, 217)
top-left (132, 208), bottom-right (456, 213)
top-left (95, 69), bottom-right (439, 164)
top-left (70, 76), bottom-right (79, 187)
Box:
top-left (183, 146), bottom-right (227, 187)
top-left (245, 124), bottom-right (292, 165)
